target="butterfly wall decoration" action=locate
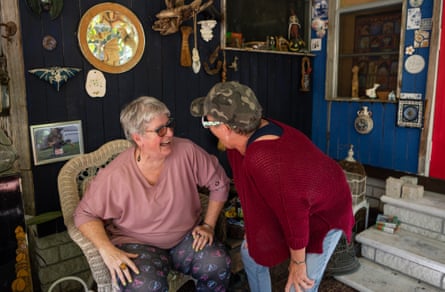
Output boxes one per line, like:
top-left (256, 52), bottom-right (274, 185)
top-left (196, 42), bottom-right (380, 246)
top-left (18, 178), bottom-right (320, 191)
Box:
top-left (28, 66), bottom-right (81, 91)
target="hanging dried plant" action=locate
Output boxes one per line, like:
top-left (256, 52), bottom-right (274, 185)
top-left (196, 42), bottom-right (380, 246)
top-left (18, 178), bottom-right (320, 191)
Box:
top-left (25, 0), bottom-right (64, 20)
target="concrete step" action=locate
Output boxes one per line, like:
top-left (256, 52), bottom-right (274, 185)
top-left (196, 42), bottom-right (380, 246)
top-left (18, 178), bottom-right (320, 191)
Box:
top-left (381, 192), bottom-right (445, 243)
top-left (334, 257), bottom-right (442, 292)
top-left (356, 227), bottom-right (445, 289)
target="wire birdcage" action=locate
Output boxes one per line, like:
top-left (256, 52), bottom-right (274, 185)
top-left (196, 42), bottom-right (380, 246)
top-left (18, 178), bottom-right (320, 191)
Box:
top-left (344, 171), bottom-right (366, 204)
top-left (338, 145), bottom-right (367, 205)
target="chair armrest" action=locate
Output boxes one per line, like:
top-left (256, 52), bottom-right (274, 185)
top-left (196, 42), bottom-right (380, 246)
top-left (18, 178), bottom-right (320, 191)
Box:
top-left (58, 158), bottom-right (113, 291)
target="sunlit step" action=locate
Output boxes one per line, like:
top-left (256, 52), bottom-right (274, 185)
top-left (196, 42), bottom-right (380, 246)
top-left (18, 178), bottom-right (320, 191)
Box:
top-left (334, 257), bottom-right (442, 292)
top-left (356, 227), bottom-right (445, 289)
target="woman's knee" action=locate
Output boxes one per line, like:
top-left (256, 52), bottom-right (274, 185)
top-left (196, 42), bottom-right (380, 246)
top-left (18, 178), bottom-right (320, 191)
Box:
top-left (192, 242), bottom-right (231, 282)
top-left (203, 242), bottom-right (231, 271)
top-left (118, 244), bottom-right (171, 291)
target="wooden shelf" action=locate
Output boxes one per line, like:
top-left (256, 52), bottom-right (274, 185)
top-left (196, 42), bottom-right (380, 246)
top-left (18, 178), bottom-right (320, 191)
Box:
top-left (326, 97), bottom-right (397, 103)
top-left (223, 47), bottom-right (315, 57)
top-left (339, 51), bottom-right (399, 58)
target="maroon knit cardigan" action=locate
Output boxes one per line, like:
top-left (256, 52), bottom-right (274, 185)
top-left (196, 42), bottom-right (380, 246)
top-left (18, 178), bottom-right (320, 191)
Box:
top-left (227, 119), bottom-right (355, 266)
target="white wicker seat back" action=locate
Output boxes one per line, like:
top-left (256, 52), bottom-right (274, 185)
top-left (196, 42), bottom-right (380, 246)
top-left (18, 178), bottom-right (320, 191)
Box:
top-left (57, 139), bottom-right (132, 292)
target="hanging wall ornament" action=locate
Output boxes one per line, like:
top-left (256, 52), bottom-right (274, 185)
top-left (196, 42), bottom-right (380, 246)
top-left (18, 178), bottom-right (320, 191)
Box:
top-left (180, 26), bottom-right (193, 67)
top-left (85, 69), bottom-right (106, 98)
top-left (198, 20), bottom-right (217, 42)
top-left (28, 66), bottom-right (81, 91)
top-left (300, 56), bottom-right (312, 92)
top-left (42, 35), bottom-right (57, 51)
top-left (354, 106), bottom-right (374, 134)
top-left (311, 17), bottom-right (327, 38)
top-left (192, 11), bottom-right (201, 74)
top-left (203, 46), bottom-right (222, 75)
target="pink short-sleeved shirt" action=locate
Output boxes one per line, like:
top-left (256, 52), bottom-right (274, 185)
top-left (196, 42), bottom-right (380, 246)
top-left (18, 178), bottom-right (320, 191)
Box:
top-left (74, 137), bottom-right (229, 249)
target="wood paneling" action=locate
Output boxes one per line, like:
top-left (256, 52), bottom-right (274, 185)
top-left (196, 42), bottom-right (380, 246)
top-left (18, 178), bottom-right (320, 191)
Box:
top-left (17, 0), bottom-right (312, 234)
top-left (321, 0), bottom-right (437, 175)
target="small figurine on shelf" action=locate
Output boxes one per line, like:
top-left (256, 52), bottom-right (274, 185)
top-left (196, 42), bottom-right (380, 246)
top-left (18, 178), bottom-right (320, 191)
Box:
top-left (388, 90), bottom-right (396, 101)
top-left (351, 65), bottom-right (359, 98)
top-left (365, 83), bottom-right (380, 99)
top-left (288, 9), bottom-right (305, 52)
top-left (267, 35), bottom-right (276, 50)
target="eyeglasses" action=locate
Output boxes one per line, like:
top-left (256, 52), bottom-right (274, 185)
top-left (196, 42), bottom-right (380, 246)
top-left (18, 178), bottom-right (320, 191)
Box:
top-left (145, 118), bottom-right (175, 137)
top-left (201, 116), bottom-right (224, 128)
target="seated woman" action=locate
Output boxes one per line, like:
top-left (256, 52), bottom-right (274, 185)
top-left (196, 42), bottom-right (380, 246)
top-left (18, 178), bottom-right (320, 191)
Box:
top-left (74, 96), bottom-right (231, 291)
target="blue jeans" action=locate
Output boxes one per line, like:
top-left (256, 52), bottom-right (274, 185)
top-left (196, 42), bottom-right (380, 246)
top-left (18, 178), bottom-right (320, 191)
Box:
top-left (241, 229), bottom-right (342, 292)
top-left (240, 240), bottom-right (272, 292)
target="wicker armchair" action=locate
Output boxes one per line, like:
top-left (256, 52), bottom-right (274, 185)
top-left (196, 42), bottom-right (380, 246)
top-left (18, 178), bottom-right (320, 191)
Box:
top-left (57, 139), bottom-right (226, 292)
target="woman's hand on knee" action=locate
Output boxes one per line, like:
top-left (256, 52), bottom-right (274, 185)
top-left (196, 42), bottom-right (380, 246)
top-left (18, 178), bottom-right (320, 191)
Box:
top-left (98, 245), bottom-right (139, 287)
top-left (285, 262), bottom-right (314, 292)
top-left (192, 224), bottom-right (214, 251)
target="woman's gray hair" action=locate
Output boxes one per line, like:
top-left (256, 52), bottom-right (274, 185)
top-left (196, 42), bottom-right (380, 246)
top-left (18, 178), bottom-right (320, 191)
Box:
top-left (120, 96), bottom-right (170, 142)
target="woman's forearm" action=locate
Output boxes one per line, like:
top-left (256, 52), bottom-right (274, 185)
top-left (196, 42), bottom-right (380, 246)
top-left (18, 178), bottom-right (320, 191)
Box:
top-left (78, 219), bottom-right (114, 250)
top-left (203, 199), bottom-right (225, 229)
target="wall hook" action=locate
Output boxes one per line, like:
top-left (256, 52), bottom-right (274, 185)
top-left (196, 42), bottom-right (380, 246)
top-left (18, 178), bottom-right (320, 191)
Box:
top-left (229, 56), bottom-right (239, 72)
top-left (0, 22), bottom-right (17, 40)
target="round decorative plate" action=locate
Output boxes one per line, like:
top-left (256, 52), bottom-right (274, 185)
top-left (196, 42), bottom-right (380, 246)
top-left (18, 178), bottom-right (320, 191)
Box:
top-left (403, 105), bottom-right (419, 121)
top-left (354, 115), bottom-right (374, 134)
top-left (404, 55), bottom-right (425, 74)
top-left (409, 0), bottom-right (424, 7)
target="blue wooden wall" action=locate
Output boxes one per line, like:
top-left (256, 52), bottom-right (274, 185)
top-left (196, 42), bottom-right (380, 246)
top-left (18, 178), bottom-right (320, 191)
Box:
top-left (312, 0), bottom-right (433, 174)
top-left (18, 0), bottom-right (312, 232)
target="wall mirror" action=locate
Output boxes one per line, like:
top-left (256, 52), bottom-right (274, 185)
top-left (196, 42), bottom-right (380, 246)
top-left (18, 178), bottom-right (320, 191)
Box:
top-left (77, 3), bottom-right (145, 74)
top-left (325, 0), bottom-right (405, 102)
top-left (221, 0), bottom-right (311, 55)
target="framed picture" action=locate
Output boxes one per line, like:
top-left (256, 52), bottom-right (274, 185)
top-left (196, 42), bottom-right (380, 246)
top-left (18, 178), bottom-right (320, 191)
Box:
top-left (397, 100), bottom-right (424, 128)
top-left (30, 120), bottom-right (84, 165)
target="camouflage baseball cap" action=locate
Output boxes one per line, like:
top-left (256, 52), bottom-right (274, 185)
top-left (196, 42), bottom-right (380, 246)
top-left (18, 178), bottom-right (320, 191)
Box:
top-left (190, 81), bottom-right (263, 130)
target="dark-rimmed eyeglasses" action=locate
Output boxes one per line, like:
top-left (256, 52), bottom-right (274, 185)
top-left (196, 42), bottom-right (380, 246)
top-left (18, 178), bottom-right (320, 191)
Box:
top-left (146, 118), bottom-right (175, 137)
top-left (201, 116), bottom-right (224, 128)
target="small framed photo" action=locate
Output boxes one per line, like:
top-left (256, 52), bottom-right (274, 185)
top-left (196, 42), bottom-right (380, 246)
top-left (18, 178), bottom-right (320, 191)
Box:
top-left (397, 100), bottom-right (423, 128)
top-left (30, 120), bottom-right (84, 165)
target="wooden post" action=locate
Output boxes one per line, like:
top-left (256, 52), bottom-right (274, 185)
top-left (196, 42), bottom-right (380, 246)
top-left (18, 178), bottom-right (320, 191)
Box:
top-left (0, 0), bottom-right (34, 215)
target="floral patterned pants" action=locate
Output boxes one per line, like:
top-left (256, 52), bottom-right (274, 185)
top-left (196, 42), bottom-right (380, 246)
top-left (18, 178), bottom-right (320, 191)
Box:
top-left (117, 232), bottom-right (231, 291)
